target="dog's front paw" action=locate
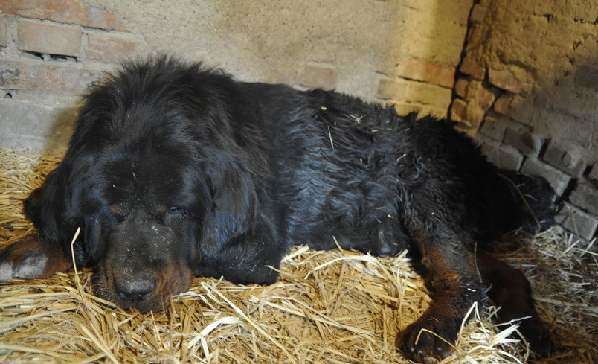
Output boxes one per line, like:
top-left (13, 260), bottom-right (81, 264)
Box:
top-left (0, 235), bottom-right (70, 282)
top-left (398, 310), bottom-right (461, 363)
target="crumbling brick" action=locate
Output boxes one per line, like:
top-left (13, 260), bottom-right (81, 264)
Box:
top-left (17, 18), bottom-right (81, 57)
top-left (521, 158), bottom-right (571, 196)
top-left (556, 203), bottom-right (598, 240)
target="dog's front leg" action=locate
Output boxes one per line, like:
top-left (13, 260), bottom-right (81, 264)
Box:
top-left (397, 236), bottom-right (484, 362)
top-left (0, 235), bottom-right (72, 282)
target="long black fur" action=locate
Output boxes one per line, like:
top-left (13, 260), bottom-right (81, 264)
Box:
top-left (8, 56), bottom-right (555, 361)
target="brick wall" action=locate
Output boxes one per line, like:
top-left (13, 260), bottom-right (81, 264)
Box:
top-left (450, 0), bottom-right (598, 241)
top-left (1, 0), bottom-right (473, 154)
top-left (0, 0), bottom-right (146, 152)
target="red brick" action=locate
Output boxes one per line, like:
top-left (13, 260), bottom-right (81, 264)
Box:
top-left (0, 60), bottom-right (105, 95)
top-left (396, 58), bottom-right (455, 88)
top-left (0, 16), bottom-right (7, 47)
top-left (86, 32), bottom-right (143, 63)
top-left (299, 64), bottom-right (337, 90)
top-left (0, 0), bottom-right (123, 30)
top-left (17, 18), bottom-right (81, 57)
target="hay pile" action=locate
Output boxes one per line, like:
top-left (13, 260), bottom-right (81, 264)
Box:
top-left (0, 149), bottom-right (595, 363)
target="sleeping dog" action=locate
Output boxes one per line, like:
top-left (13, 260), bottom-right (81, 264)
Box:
top-left (0, 56), bottom-right (554, 362)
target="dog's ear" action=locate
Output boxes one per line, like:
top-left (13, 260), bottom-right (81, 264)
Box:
top-left (24, 163), bottom-right (84, 262)
top-left (200, 160), bottom-right (258, 250)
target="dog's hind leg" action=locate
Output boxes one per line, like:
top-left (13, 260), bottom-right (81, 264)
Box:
top-left (0, 235), bottom-right (72, 282)
top-left (477, 254), bottom-right (553, 356)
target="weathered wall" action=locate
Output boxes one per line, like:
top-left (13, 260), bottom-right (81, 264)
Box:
top-left (0, 0), bottom-right (472, 153)
top-left (451, 0), bottom-right (598, 240)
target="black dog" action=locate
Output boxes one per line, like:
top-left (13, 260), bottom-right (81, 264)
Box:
top-left (0, 57), bottom-right (554, 362)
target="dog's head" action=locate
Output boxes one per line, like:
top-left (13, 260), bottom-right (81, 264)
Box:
top-left (25, 57), bottom-right (258, 311)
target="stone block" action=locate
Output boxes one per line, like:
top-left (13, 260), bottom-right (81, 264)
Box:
top-left (86, 31), bottom-right (143, 63)
top-left (17, 18), bottom-right (81, 57)
top-left (521, 158), bottom-right (571, 196)
top-left (542, 141), bottom-right (586, 176)
top-left (299, 64), bottom-right (337, 90)
top-left (569, 183), bottom-right (598, 216)
top-left (503, 127), bottom-right (544, 157)
top-left (479, 137), bottom-right (524, 171)
top-left (556, 203), bottom-right (598, 240)
top-left (494, 144), bottom-right (524, 171)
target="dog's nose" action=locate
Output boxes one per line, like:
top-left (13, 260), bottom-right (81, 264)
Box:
top-left (115, 276), bottom-right (156, 301)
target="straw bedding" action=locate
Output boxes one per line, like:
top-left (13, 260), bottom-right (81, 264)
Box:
top-left (0, 149), bottom-right (596, 363)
